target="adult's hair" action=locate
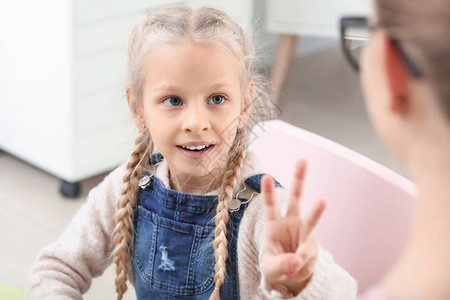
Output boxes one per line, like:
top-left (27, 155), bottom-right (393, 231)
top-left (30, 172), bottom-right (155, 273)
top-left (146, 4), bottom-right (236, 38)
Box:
top-left (375, 0), bottom-right (450, 118)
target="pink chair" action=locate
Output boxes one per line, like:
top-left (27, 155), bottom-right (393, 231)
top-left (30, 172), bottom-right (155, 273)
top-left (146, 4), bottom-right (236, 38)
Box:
top-left (248, 120), bottom-right (415, 294)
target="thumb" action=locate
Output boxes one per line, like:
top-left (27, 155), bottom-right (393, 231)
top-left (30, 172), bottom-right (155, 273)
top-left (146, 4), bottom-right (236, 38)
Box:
top-left (261, 253), bottom-right (301, 281)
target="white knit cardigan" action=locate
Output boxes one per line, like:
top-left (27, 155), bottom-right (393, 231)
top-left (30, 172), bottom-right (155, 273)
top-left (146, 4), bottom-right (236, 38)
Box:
top-left (27, 151), bottom-right (357, 299)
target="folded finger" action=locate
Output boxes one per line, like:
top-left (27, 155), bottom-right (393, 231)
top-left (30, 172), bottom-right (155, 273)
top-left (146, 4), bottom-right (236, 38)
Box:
top-left (261, 253), bottom-right (301, 281)
top-left (295, 235), bottom-right (319, 262)
top-left (291, 257), bottom-right (317, 283)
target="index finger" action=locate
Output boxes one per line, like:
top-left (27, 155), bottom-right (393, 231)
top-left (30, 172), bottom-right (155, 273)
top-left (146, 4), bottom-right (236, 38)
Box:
top-left (261, 174), bottom-right (280, 222)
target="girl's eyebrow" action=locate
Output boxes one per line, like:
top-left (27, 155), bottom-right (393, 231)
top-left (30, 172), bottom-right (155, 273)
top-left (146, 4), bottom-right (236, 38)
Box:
top-left (152, 82), bottom-right (236, 92)
top-left (152, 84), bottom-right (183, 92)
top-left (208, 83), bottom-right (236, 89)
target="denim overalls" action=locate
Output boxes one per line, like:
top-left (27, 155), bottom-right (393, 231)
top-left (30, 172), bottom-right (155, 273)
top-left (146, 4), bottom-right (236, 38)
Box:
top-left (131, 154), bottom-right (281, 299)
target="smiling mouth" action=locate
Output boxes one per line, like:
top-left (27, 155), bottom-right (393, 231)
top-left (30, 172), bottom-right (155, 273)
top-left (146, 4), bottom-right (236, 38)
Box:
top-left (177, 144), bottom-right (214, 152)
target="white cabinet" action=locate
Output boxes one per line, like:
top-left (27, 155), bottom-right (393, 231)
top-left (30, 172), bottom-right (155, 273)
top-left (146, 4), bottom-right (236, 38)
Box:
top-left (266, 0), bottom-right (371, 38)
top-left (265, 0), bottom-right (371, 102)
top-left (0, 0), bottom-right (252, 196)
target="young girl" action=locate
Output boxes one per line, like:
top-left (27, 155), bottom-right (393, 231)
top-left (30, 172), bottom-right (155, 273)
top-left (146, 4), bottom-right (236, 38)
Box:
top-left (341, 0), bottom-right (450, 299)
top-left (28, 6), bottom-right (356, 299)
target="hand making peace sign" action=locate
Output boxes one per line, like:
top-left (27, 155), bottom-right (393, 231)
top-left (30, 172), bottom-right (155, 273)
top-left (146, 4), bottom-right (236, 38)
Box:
top-left (260, 159), bottom-right (327, 296)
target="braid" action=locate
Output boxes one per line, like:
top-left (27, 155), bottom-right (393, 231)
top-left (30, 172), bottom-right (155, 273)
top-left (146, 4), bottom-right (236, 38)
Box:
top-left (124, 6), bottom-right (274, 299)
top-left (210, 128), bottom-right (247, 300)
top-left (113, 131), bottom-right (153, 300)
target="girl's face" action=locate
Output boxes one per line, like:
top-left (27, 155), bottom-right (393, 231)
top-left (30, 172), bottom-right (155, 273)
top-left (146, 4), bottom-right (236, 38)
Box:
top-left (141, 43), bottom-right (248, 184)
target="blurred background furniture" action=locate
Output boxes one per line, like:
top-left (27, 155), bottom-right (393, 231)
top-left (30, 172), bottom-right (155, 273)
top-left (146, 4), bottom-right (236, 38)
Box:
top-left (266, 0), bottom-right (370, 101)
top-left (0, 0), bottom-right (252, 198)
top-left (249, 120), bottom-right (415, 294)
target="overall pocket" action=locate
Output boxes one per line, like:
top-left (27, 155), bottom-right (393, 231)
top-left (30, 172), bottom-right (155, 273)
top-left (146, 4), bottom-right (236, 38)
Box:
top-left (134, 206), bottom-right (216, 296)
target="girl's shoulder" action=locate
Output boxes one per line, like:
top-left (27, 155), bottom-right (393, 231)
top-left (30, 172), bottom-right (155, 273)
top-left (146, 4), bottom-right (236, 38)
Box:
top-left (92, 163), bottom-right (127, 197)
top-left (83, 162), bottom-right (129, 216)
top-left (238, 150), bottom-right (289, 235)
top-left (241, 182), bottom-right (288, 221)
top-left (237, 174), bottom-right (288, 246)
top-left (94, 156), bottom-right (159, 204)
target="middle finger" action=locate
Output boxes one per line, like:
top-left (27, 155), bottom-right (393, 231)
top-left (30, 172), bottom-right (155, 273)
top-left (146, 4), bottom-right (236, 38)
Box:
top-left (286, 159), bottom-right (307, 218)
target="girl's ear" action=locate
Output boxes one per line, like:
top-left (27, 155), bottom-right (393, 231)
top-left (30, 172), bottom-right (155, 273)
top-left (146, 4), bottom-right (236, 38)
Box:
top-left (238, 80), bottom-right (255, 129)
top-left (127, 87), bottom-right (147, 131)
top-left (381, 30), bottom-right (410, 114)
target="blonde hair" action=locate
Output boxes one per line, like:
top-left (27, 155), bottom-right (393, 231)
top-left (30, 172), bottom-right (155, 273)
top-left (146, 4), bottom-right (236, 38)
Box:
top-left (376, 0), bottom-right (450, 118)
top-left (113, 131), bottom-right (153, 299)
top-left (112, 5), bottom-right (276, 300)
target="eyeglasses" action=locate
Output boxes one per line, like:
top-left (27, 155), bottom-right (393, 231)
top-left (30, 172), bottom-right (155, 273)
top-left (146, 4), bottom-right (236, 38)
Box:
top-left (340, 16), bottom-right (423, 78)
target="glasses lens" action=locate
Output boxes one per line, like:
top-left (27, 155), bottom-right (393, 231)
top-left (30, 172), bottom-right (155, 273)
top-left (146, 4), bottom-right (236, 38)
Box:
top-left (343, 38), bottom-right (367, 70)
top-left (341, 18), bottom-right (370, 72)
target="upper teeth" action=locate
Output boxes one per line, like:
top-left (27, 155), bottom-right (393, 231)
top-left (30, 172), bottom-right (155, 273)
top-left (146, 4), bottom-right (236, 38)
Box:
top-left (182, 145), bottom-right (209, 150)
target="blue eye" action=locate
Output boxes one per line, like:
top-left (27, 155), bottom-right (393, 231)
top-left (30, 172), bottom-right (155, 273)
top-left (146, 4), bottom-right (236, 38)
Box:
top-left (208, 94), bottom-right (227, 105)
top-left (162, 97), bottom-right (182, 107)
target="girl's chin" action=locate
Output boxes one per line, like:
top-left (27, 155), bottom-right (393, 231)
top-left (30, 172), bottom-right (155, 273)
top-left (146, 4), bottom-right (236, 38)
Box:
top-left (167, 152), bottom-right (227, 180)
top-left (174, 155), bottom-right (226, 174)
top-left (169, 165), bottom-right (223, 193)
top-left (183, 164), bottom-right (222, 179)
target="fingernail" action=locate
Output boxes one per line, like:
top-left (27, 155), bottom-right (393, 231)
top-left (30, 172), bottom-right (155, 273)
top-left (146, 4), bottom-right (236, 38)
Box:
top-left (300, 251), bottom-right (307, 260)
top-left (289, 257), bottom-right (299, 271)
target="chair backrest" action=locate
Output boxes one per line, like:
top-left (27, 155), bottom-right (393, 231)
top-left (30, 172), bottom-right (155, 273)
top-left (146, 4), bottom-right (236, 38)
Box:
top-left (248, 120), bottom-right (415, 293)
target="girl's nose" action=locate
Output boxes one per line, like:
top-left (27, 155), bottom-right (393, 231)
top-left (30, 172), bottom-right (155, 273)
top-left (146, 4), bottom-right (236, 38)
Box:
top-left (181, 105), bottom-right (210, 134)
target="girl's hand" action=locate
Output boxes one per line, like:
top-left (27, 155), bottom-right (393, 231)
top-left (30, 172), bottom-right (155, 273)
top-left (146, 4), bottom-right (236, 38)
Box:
top-left (260, 159), bottom-right (326, 296)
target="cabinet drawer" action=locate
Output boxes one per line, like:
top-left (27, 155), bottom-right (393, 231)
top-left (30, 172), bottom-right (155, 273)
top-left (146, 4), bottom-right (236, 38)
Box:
top-left (74, 0), bottom-right (182, 26)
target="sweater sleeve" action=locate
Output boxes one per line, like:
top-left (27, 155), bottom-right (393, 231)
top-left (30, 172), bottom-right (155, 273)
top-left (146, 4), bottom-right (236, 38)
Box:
top-left (26, 164), bottom-right (126, 300)
top-left (238, 187), bottom-right (357, 300)
top-left (258, 247), bottom-right (357, 300)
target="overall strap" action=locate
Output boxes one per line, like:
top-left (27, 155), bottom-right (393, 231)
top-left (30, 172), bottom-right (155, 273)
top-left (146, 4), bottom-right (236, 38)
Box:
top-left (137, 153), bottom-right (163, 190)
top-left (149, 152), bottom-right (164, 165)
top-left (243, 174), bottom-right (283, 193)
top-left (235, 174), bottom-right (284, 201)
